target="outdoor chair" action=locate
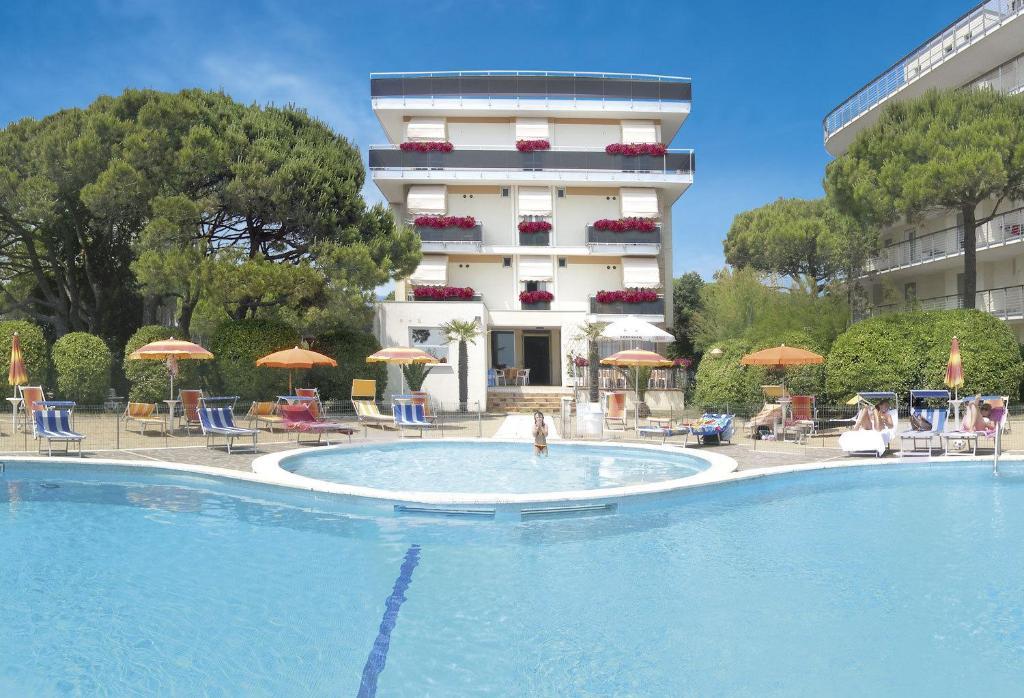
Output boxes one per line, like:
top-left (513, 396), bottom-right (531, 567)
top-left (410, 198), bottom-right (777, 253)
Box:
top-left (942, 395), bottom-right (1010, 455)
top-left (295, 388), bottom-right (323, 418)
top-left (179, 389), bottom-right (204, 434)
top-left (123, 402), bottom-right (166, 436)
top-left (246, 401), bottom-right (285, 432)
top-left (517, 368), bottom-right (530, 386)
top-left (33, 408), bottom-right (84, 457)
top-left (605, 391), bottom-right (627, 432)
top-left (686, 414), bottom-right (735, 446)
top-left (279, 404), bottom-right (355, 445)
top-left (351, 379), bottom-right (396, 430)
top-left (197, 407), bottom-right (258, 454)
top-left (18, 385), bottom-right (45, 432)
top-left (392, 398), bottom-right (433, 438)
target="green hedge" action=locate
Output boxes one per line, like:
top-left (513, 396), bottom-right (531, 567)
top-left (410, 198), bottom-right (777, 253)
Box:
top-left (209, 318), bottom-right (299, 402)
top-left (310, 328), bottom-right (387, 400)
top-left (52, 332), bottom-right (112, 403)
top-left (123, 326), bottom-right (204, 403)
top-left (0, 320), bottom-right (49, 391)
top-left (825, 309), bottom-right (1023, 399)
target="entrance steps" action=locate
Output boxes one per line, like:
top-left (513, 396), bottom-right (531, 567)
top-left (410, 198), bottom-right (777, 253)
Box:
top-left (487, 388), bottom-right (572, 414)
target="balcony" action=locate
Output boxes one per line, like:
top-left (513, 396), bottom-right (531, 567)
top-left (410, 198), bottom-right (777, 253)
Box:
top-left (863, 205), bottom-right (1024, 274)
top-left (589, 295), bottom-right (665, 316)
top-left (857, 284), bottom-right (1024, 321)
top-left (414, 223), bottom-right (483, 250)
top-left (824, 0), bottom-right (1024, 152)
top-left (586, 225), bottom-right (662, 254)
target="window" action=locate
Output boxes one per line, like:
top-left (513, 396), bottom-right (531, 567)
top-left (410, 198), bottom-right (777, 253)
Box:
top-left (406, 117), bottom-right (446, 141)
top-left (500, 187), bottom-right (510, 197)
top-left (491, 331), bottom-right (515, 369)
top-left (556, 187), bottom-right (566, 198)
top-left (407, 185), bottom-right (447, 215)
top-left (558, 257), bottom-right (567, 268)
top-left (522, 280), bottom-right (548, 293)
top-left (515, 117), bottom-right (549, 140)
top-left (518, 186), bottom-right (553, 216)
top-left (502, 257), bottom-right (512, 268)
top-left (409, 327), bottom-right (449, 362)
top-left (621, 119), bottom-right (657, 144)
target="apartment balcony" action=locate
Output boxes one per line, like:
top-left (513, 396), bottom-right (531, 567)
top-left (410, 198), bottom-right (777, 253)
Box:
top-left (856, 284), bottom-right (1024, 321)
top-left (368, 145), bottom-right (694, 200)
top-left (586, 225), bottom-right (662, 255)
top-left (824, 0), bottom-right (1024, 155)
top-left (863, 205), bottom-right (1024, 274)
top-left (370, 70), bottom-right (692, 143)
top-left (589, 295), bottom-right (665, 317)
top-left (414, 222), bottom-right (483, 251)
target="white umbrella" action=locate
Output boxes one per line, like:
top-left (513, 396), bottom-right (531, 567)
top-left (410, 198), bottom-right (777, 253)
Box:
top-left (600, 316), bottom-right (674, 343)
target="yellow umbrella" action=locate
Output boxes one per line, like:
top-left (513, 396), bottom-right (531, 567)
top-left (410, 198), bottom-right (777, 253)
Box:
top-left (601, 350), bottom-right (672, 429)
top-left (128, 338), bottom-right (214, 399)
top-left (366, 347), bottom-right (439, 394)
top-left (8, 331), bottom-right (28, 397)
top-left (256, 346), bottom-right (337, 393)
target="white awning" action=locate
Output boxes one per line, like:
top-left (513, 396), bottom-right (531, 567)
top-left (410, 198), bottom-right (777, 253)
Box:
top-left (518, 256), bottom-right (553, 282)
top-left (409, 255), bottom-right (448, 285)
top-left (621, 187), bottom-right (660, 218)
top-left (406, 116), bottom-right (446, 141)
top-left (621, 119), bottom-right (657, 144)
top-left (407, 185), bottom-right (447, 215)
top-left (622, 257), bottom-right (661, 288)
top-left (518, 186), bottom-right (552, 216)
top-left (515, 117), bottom-right (550, 140)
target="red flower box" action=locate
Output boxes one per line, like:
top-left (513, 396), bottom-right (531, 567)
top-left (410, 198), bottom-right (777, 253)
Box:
top-left (518, 220), bottom-right (553, 233)
top-left (400, 141), bottom-right (455, 153)
top-left (414, 215), bottom-right (477, 229)
top-left (413, 286), bottom-right (475, 300)
top-left (574, 356), bottom-right (590, 367)
top-left (516, 139), bottom-right (551, 152)
top-left (595, 289), bottom-right (659, 304)
top-left (605, 142), bottom-right (667, 156)
top-left (519, 290), bottom-right (554, 304)
top-left (592, 218), bottom-right (658, 233)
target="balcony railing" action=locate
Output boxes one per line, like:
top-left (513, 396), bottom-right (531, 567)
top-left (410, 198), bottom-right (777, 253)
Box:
top-left (589, 296), bottom-right (665, 315)
top-left (864, 205), bottom-right (1024, 273)
top-left (823, 0), bottom-right (1022, 140)
top-left (857, 284), bottom-right (1024, 320)
top-left (369, 145), bottom-right (695, 175)
top-left (586, 225), bottom-right (662, 246)
top-left (414, 223), bottom-right (483, 245)
top-left (370, 70), bottom-right (692, 102)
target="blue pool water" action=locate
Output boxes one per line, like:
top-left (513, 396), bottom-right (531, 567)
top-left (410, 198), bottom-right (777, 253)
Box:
top-left (2, 461), bottom-right (1024, 695)
top-left (282, 441), bottom-right (710, 493)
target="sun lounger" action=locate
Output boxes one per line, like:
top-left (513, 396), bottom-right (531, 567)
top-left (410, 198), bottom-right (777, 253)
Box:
top-left (124, 402), bottom-right (167, 435)
top-left (197, 407), bottom-right (258, 454)
top-left (746, 402), bottom-right (782, 438)
top-left (898, 390), bottom-right (951, 455)
top-left (942, 395), bottom-right (1009, 455)
top-left (686, 414), bottom-right (734, 445)
top-left (839, 391), bottom-right (899, 457)
top-left (605, 392), bottom-right (627, 432)
top-left (179, 389), bottom-right (203, 434)
top-left (638, 425), bottom-right (690, 444)
top-left (392, 399), bottom-right (433, 438)
top-left (279, 404), bottom-right (355, 445)
top-left (246, 401), bottom-right (285, 432)
top-left (295, 388), bottom-right (323, 418)
top-left (33, 408), bottom-right (84, 457)
top-left (351, 379), bottom-right (395, 430)
top-left (18, 385), bottom-right (45, 432)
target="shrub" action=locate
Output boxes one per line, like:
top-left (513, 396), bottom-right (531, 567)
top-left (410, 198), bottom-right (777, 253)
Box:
top-left (52, 332), bottom-right (112, 403)
top-left (123, 326), bottom-right (204, 403)
top-left (0, 320), bottom-right (49, 391)
top-left (310, 328), bottom-right (387, 400)
top-left (825, 310), bottom-right (1023, 399)
top-left (209, 319), bottom-right (300, 402)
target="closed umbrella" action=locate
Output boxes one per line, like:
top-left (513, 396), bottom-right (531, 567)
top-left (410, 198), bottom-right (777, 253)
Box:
top-left (366, 347), bottom-right (439, 393)
top-left (8, 331), bottom-right (28, 397)
top-left (256, 346), bottom-right (337, 393)
top-left (128, 338), bottom-right (214, 399)
top-left (945, 336), bottom-right (965, 424)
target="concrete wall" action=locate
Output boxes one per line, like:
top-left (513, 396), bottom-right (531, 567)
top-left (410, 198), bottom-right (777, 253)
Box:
top-left (447, 187), bottom-right (515, 245)
top-left (554, 257), bottom-right (623, 312)
top-left (446, 119), bottom-right (512, 146)
top-left (555, 188), bottom-right (621, 246)
top-left (447, 256), bottom-right (518, 311)
top-left (552, 120), bottom-right (625, 148)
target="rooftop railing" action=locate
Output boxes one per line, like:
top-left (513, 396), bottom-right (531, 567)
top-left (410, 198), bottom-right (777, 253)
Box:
top-left (371, 70), bottom-right (691, 102)
top-left (823, 0), bottom-right (1022, 140)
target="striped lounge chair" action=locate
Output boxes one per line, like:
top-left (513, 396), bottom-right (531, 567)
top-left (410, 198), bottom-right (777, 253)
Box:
top-left (197, 407), bottom-right (258, 454)
top-left (33, 409), bottom-right (85, 457)
top-left (392, 399), bottom-right (433, 438)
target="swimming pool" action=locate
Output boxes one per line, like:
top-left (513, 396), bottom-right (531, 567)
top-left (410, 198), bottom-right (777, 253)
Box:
top-left (2, 460), bottom-right (1023, 695)
top-left (278, 441), bottom-right (712, 495)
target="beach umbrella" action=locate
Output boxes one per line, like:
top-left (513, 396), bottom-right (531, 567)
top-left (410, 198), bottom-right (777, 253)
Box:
top-left (601, 349), bottom-right (672, 429)
top-left (256, 346), bottom-right (337, 393)
top-left (944, 336), bottom-right (964, 399)
top-left (366, 347), bottom-right (439, 393)
top-left (128, 338), bottom-right (214, 399)
top-left (740, 344), bottom-right (824, 368)
top-left (8, 332), bottom-right (28, 397)
top-left (600, 316), bottom-right (674, 344)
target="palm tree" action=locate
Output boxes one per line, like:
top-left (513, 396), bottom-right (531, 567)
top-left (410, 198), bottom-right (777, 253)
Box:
top-left (440, 319), bottom-right (481, 412)
top-left (575, 321), bottom-right (607, 403)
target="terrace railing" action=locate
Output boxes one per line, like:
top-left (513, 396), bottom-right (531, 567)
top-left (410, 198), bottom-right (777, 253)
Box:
top-left (856, 284), bottom-right (1024, 320)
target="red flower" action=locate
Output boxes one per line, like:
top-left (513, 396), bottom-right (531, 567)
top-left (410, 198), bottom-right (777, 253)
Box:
top-left (605, 142), bottom-right (667, 156)
top-left (413, 285), bottom-right (474, 300)
top-left (574, 356), bottom-right (589, 367)
top-left (594, 289), bottom-right (658, 304)
top-left (414, 215), bottom-right (477, 229)
top-left (519, 290), bottom-right (554, 304)
top-left (593, 218), bottom-right (658, 233)
top-left (518, 220), bottom-right (553, 233)
top-left (515, 139), bottom-right (551, 152)
top-left (400, 141), bottom-right (455, 153)
top-left (673, 357), bottom-right (692, 368)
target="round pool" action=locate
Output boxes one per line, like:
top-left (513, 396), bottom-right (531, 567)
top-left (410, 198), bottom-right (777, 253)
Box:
top-left (278, 441), bottom-right (713, 495)
top-left (3, 460), bottom-right (1024, 695)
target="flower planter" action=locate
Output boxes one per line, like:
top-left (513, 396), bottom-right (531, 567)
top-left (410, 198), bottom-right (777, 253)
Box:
top-left (586, 226), bottom-right (661, 245)
top-left (521, 301), bottom-right (551, 310)
top-left (416, 224), bottom-right (483, 243)
top-left (590, 298), bottom-right (664, 315)
top-left (519, 230), bottom-right (550, 246)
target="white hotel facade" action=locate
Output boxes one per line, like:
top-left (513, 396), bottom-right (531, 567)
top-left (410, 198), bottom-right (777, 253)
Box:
top-left (369, 71), bottom-right (693, 410)
top-left (825, 0), bottom-right (1024, 338)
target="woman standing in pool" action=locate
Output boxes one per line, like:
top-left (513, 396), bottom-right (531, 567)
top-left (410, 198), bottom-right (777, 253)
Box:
top-left (532, 410), bottom-right (549, 456)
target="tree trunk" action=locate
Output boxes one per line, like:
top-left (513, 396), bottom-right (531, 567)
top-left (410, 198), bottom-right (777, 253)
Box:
top-left (962, 204), bottom-right (978, 309)
top-left (178, 297), bottom-right (198, 336)
top-left (458, 340), bottom-right (468, 413)
top-left (588, 341), bottom-right (599, 403)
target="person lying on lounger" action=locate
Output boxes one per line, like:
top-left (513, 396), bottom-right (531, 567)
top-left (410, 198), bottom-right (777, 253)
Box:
top-left (853, 398), bottom-right (893, 431)
top-left (962, 399), bottom-right (994, 432)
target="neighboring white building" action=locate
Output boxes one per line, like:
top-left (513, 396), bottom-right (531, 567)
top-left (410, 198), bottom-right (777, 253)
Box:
top-left (369, 70), bottom-right (693, 409)
top-left (824, 1), bottom-right (1024, 337)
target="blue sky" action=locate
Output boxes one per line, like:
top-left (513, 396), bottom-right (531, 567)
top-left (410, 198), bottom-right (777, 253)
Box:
top-left (1, 0), bottom-right (972, 280)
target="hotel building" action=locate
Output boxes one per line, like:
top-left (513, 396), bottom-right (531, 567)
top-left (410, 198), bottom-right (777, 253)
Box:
top-left (369, 71), bottom-right (694, 410)
top-left (824, 1), bottom-right (1024, 338)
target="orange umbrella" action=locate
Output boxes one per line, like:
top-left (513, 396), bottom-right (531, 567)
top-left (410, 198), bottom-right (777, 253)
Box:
top-left (8, 331), bottom-right (28, 396)
top-left (366, 347), bottom-right (439, 365)
top-left (128, 338), bottom-right (214, 399)
top-left (944, 336), bottom-right (964, 399)
top-left (256, 346), bottom-right (337, 393)
top-left (740, 344), bottom-right (824, 367)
